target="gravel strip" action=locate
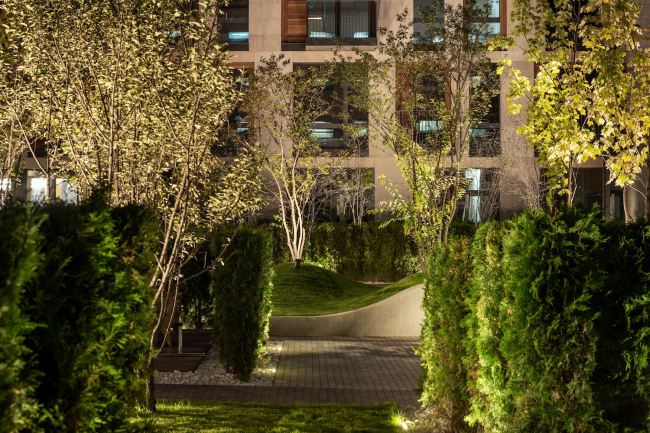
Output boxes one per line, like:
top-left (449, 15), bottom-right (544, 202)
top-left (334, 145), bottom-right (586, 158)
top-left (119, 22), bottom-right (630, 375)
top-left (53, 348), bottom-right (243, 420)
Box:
top-left (154, 340), bottom-right (283, 386)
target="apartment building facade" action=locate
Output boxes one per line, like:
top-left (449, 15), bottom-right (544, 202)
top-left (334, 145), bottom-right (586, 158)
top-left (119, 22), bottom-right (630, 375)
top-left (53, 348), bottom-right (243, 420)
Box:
top-left (10, 0), bottom-right (649, 221)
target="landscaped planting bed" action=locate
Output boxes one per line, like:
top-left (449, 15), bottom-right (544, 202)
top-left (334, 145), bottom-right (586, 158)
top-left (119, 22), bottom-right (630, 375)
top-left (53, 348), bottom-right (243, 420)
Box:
top-left (155, 341), bottom-right (283, 386)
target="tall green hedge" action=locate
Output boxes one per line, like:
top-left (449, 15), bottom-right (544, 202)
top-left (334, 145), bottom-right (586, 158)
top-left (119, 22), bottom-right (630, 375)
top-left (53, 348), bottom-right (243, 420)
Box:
top-left (259, 221), bottom-right (417, 282)
top-left (419, 236), bottom-right (475, 432)
top-left (211, 228), bottom-right (274, 381)
top-left (0, 206), bottom-right (43, 433)
top-left (419, 206), bottom-right (650, 432)
top-left (0, 199), bottom-right (157, 433)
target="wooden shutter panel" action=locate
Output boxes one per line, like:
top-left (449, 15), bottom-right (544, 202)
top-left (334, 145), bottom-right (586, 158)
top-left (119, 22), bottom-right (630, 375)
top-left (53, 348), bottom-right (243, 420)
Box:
top-left (282, 0), bottom-right (307, 43)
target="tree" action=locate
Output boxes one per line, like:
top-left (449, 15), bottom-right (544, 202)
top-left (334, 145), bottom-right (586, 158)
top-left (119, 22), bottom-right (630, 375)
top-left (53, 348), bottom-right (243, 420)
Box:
top-left (6, 0), bottom-right (263, 411)
top-left (246, 55), bottom-right (340, 268)
top-left (335, 167), bottom-right (374, 226)
top-left (334, 0), bottom-right (501, 269)
top-left (504, 0), bottom-right (650, 220)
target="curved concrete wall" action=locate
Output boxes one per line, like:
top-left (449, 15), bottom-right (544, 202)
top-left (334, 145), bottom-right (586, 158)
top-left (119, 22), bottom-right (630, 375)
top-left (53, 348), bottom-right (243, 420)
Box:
top-left (269, 284), bottom-right (425, 337)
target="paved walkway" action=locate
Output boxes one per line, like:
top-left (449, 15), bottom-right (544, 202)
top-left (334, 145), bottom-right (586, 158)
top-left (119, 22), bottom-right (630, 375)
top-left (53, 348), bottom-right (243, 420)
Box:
top-left (157, 337), bottom-right (422, 408)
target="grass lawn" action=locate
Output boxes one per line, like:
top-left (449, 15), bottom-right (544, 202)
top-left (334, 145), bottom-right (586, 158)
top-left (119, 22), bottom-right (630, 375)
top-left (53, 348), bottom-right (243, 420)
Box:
top-left (131, 400), bottom-right (403, 432)
top-left (271, 263), bottom-right (425, 316)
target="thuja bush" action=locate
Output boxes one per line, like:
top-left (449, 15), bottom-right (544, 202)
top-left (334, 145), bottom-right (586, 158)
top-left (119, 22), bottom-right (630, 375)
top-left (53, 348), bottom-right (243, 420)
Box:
top-left (591, 220), bottom-right (650, 429)
top-left (0, 206), bottom-right (43, 432)
top-left (211, 228), bottom-right (274, 381)
top-left (418, 236), bottom-right (476, 432)
top-left (0, 198), bottom-right (157, 433)
top-left (420, 206), bottom-right (650, 432)
top-left (497, 206), bottom-right (608, 431)
top-left (464, 221), bottom-right (510, 430)
top-left (259, 221), bottom-right (417, 281)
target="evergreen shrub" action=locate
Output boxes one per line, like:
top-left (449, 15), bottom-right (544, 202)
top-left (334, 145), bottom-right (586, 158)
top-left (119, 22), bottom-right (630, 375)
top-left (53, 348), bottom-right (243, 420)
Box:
top-left (418, 236), bottom-right (475, 432)
top-left (0, 198), bottom-right (157, 433)
top-left (211, 228), bottom-right (274, 381)
top-left (497, 207), bottom-right (607, 431)
top-left (0, 206), bottom-right (43, 432)
top-left (419, 207), bottom-right (650, 432)
top-left (259, 221), bottom-right (417, 281)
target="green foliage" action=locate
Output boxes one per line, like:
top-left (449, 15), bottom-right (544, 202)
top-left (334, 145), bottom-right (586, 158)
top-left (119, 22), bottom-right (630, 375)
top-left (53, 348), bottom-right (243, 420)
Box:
top-left (179, 247), bottom-right (213, 329)
top-left (464, 221), bottom-right (509, 430)
top-left (211, 228), bottom-right (274, 381)
top-left (498, 206), bottom-right (607, 431)
top-left (419, 208), bottom-right (650, 431)
top-left (0, 206), bottom-right (43, 433)
top-left (131, 400), bottom-right (402, 433)
top-left (260, 221), bottom-right (417, 282)
top-left (418, 236), bottom-right (476, 432)
top-left (592, 220), bottom-right (650, 429)
top-left (271, 263), bottom-right (424, 316)
top-left (0, 198), bottom-right (157, 433)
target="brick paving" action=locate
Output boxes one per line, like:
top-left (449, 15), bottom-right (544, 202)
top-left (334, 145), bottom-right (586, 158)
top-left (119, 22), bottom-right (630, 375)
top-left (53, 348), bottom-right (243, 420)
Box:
top-left (157, 337), bottom-right (422, 408)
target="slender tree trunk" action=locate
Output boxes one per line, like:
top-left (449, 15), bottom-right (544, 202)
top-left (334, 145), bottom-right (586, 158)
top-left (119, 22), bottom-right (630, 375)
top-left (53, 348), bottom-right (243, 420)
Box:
top-left (623, 185), bottom-right (630, 224)
top-left (145, 359), bottom-right (156, 411)
top-left (645, 156), bottom-right (650, 222)
top-left (567, 159), bottom-right (573, 208)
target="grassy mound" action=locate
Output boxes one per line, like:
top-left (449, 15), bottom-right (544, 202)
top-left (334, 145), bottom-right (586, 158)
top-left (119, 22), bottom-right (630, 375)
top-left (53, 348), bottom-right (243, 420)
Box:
top-left (271, 263), bottom-right (424, 316)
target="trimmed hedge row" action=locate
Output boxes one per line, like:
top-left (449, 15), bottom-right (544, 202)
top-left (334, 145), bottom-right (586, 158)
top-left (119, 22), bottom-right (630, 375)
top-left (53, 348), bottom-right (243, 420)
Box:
top-left (420, 206), bottom-right (650, 432)
top-left (259, 221), bottom-right (418, 282)
top-left (0, 199), bottom-right (157, 432)
top-left (211, 228), bottom-right (274, 381)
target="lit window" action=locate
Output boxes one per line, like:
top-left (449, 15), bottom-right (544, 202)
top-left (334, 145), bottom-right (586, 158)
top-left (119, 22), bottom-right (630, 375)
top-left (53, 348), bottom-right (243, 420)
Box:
top-left (31, 178), bottom-right (47, 203)
top-left (56, 179), bottom-right (78, 204)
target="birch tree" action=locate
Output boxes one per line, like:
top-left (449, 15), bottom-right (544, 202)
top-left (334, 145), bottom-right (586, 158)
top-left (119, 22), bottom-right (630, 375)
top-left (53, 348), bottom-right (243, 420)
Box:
top-left (246, 55), bottom-right (339, 268)
top-left (6, 0), bottom-right (264, 411)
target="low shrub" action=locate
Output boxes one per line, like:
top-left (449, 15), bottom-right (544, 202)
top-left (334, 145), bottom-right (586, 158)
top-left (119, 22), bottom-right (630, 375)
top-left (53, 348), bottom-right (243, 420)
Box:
top-left (211, 228), bottom-right (274, 381)
top-left (0, 197), bottom-right (157, 433)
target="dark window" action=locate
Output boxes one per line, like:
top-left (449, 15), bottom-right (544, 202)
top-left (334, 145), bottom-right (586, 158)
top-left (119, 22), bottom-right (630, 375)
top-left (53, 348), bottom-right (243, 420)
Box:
top-left (413, 0), bottom-right (444, 43)
top-left (219, 0), bottom-right (249, 51)
top-left (295, 64), bottom-right (369, 156)
top-left (213, 68), bottom-right (252, 156)
top-left (469, 65), bottom-right (501, 157)
top-left (306, 1), bottom-right (377, 45)
top-left (546, 0), bottom-right (592, 51)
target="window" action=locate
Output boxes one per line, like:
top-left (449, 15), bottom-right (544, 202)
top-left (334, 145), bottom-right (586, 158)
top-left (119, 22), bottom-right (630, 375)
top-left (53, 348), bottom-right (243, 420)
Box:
top-left (457, 168), bottom-right (500, 223)
top-left (469, 65), bottom-right (501, 157)
top-left (30, 178), bottom-right (47, 203)
top-left (214, 66), bottom-right (254, 157)
top-left (56, 179), bottom-right (78, 204)
top-left (296, 64), bottom-right (369, 156)
top-left (413, 0), bottom-right (444, 43)
top-left (474, 0), bottom-right (505, 39)
top-left (219, 0), bottom-right (249, 50)
top-left (306, 1), bottom-right (377, 44)
top-left (410, 75), bottom-right (447, 148)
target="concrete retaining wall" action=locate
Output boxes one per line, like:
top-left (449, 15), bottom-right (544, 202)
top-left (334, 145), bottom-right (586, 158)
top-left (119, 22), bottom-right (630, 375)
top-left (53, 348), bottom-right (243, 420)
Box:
top-left (269, 284), bottom-right (425, 337)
